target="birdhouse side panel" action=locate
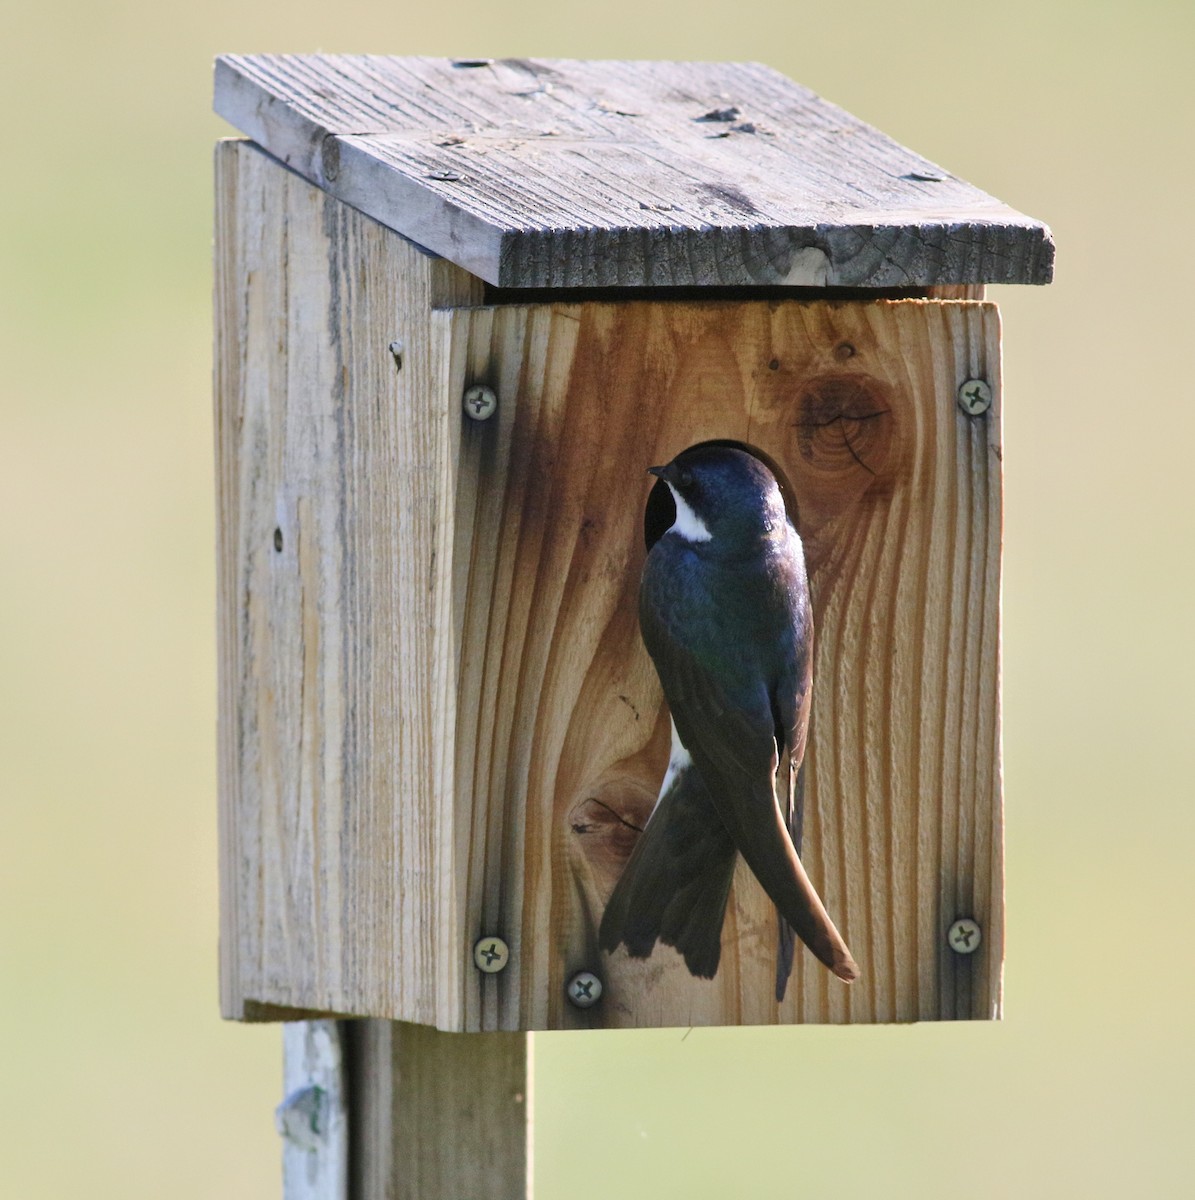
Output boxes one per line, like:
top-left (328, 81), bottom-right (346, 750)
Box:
top-left (215, 140), bottom-right (483, 1024)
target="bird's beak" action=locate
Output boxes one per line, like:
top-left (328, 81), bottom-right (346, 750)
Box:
top-left (647, 464), bottom-right (669, 481)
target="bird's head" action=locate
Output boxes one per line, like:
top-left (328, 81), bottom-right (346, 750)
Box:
top-left (648, 446), bottom-right (789, 545)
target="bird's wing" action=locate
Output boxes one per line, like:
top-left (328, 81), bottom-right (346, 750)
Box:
top-left (640, 576), bottom-right (858, 984)
top-left (599, 760), bottom-right (737, 978)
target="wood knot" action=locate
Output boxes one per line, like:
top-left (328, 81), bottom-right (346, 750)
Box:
top-left (568, 791), bottom-right (649, 881)
top-left (793, 373), bottom-right (898, 487)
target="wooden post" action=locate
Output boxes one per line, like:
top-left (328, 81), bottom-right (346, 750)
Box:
top-left (275, 1020), bottom-right (529, 1199)
top-left (347, 1022), bottom-right (531, 1199)
top-left (212, 52), bottom-right (1050, 1197)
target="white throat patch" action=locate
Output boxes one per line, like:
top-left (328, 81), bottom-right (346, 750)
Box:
top-left (665, 483), bottom-right (713, 543)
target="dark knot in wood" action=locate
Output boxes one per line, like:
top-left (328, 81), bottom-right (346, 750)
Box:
top-left (793, 373), bottom-right (898, 488)
top-left (568, 794), bottom-right (647, 881)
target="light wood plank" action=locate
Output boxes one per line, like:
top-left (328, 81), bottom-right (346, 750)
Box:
top-left (214, 54), bottom-right (1052, 289)
top-left (348, 1021), bottom-right (531, 1200)
top-left (439, 298), bottom-right (1003, 1028)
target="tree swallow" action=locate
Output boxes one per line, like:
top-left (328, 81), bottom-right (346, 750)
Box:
top-left (600, 445), bottom-right (859, 996)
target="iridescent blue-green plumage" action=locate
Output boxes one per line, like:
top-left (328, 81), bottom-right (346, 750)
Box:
top-left (599, 446), bottom-right (858, 994)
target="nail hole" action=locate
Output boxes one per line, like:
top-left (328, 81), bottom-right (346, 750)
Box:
top-left (768, 358), bottom-right (780, 371)
top-left (273, 528), bottom-right (283, 552)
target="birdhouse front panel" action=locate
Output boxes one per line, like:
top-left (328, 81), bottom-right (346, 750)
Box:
top-left (438, 298), bottom-right (1003, 1030)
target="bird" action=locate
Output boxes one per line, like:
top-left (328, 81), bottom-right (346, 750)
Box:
top-left (599, 445), bottom-right (859, 997)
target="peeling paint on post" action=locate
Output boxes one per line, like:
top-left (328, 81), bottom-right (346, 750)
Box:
top-left (279, 1021), bottom-right (347, 1199)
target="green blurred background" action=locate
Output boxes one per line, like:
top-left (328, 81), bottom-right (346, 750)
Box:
top-left (3, 1), bottom-right (1192, 1196)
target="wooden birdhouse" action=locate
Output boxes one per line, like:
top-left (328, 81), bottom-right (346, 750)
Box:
top-left (214, 54), bottom-right (1052, 1037)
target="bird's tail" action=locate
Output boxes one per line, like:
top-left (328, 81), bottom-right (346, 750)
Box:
top-left (742, 804), bottom-right (858, 985)
top-left (693, 757), bottom-right (858, 985)
top-left (599, 764), bottom-right (737, 979)
top-left (775, 761), bottom-right (806, 1001)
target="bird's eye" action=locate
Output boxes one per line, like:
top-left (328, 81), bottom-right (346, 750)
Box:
top-left (677, 466), bottom-right (694, 490)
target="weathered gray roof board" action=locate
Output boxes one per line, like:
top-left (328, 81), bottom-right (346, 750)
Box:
top-left (214, 54), bottom-right (1054, 290)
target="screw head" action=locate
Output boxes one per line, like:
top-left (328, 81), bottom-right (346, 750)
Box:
top-left (473, 936), bottom-right (510, 974)
top-left (463, 384), bottom-right (498, 422)
top-left (957, 378), bottom-right (993, 416)
top-left (566, 970), bottom-right (603, 1008)
top-left (947, 917), bottom-right (982, 955)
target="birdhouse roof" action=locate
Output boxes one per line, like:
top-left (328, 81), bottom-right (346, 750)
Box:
top-left (214, 54), bottom-right (1053, 290)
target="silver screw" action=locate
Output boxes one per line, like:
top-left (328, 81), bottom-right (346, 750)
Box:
top-left (566, 970), bottom-right (603, 1008)
top-left (388, 340), bottom-right (404, 370)
top-left (473, 936), bottom-right (509, 974)
top-left (463, 384), bottom-right (498, 422)
top-left (957, 378), bottom-right (993, 416)
top-left (947, 917), bottom-right (982, 955)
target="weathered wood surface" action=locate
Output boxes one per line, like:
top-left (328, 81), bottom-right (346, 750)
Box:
top-left (217, 143), bottom-right (1003, 1030)
top-left (214, 138), bottom-right (483, 1026)
top-left (278, 1021), bottom-right (348, 1199)
top-left (347, 1022), bottom-right (531, 1200)
top-left (214, 54), bottom-right (1053, 290)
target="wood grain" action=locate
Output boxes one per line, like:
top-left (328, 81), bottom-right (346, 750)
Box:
top-left (214, 138), bottom-right (484, 1025)
top-left (214, 54), bottom-right (1053, 289)
top-left (439, 299), bottom-right (1004, 1029)
top-left (216, 144), bottom-right (1003, 1030)
top-left (347, 1021), bottom-right (531, 1200)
